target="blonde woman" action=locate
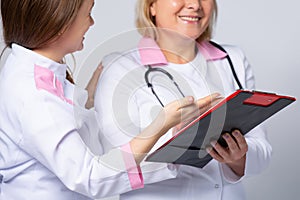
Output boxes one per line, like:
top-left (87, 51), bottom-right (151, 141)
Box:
top-left (95, 0), bottom-right (272, 199)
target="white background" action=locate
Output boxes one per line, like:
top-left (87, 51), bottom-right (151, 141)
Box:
top-left (1, 0), bottom-right (299, 200)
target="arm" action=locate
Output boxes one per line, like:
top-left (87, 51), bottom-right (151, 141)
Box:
top-left (207, 129), bottom-right (247, 177)
top-left (208, 46), bottom-right (272, 181)
top-left (207, 125), bottom-right (272, 181)
top-left (20, 91), bottom-right (219, 198)
top-left (118, 95), bottom-right (218, 189)
top-left (131, 94), bottom-right (222, 164)
top-left (23, 64), bottom-right (221, 198)
top-left (85, 63), bottom-right (103, 109)
top-left (94, 53), bottom-right (223, 184)
top-left (20, 91), bottom-right (153, 198)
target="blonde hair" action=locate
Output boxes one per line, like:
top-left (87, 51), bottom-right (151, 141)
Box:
top-left (135, 0), bottom-right (218, 43)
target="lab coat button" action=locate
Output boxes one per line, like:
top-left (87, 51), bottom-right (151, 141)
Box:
top-left (167, 164), bottom-right (176, 171)
top-left (214, 184), bottom-right (220, 189)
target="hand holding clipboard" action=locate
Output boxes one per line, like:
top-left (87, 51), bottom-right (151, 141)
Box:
top-left (145, 90), bottom-right (296, 168)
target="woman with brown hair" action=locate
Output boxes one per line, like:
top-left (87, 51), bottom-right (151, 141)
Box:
top-left (0, 0), bottom-right (214, 199)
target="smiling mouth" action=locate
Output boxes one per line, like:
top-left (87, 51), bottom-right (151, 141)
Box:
top-left (179, 16), bottom-right (201, 22)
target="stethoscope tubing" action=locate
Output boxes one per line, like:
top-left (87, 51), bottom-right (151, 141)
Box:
top-left (144, 41), bottom-right (243, 107)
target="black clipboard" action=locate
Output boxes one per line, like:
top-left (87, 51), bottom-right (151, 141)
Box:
top-left (145, 90), bottom-right (296, 168)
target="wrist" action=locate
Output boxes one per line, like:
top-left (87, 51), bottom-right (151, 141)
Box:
top-left (85, 97), bottom-right (94, 109)
top-left (152, 116), bottom-right (172, 137)
top-left (227, 155), bottom-right (246, 177)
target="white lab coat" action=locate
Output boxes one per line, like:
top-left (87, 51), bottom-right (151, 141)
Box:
top-left (94, 38), bottom-right (272, 200)
top-left (0, 44), bottom-right (143, 200)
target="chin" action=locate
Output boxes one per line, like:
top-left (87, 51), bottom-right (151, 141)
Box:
top-left (78, 46), bottom-right (84, 51)
top-left (76, 44), bottom-right (84, 51)
top-left (182, 34), bottom-right (199, 41)
top-left (180, 31), bottom-right (202, 41)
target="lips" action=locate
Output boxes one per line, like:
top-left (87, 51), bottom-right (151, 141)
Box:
top-left (179, 16), bottom-right (201, 22)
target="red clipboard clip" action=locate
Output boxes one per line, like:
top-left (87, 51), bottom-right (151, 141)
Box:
top-left (243, 91), bottom-right (281, 106)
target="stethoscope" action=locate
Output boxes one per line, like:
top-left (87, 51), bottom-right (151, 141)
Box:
top-left (144, 41), bottom-right (243, 107)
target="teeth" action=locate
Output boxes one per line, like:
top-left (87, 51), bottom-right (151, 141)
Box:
top-left (180, 16), bottom-right (200, 22)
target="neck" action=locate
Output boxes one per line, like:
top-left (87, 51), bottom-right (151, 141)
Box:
top-left (33, 44), bottom-right (66, 63)
top-left (157, 32), bottom-right (197, 64)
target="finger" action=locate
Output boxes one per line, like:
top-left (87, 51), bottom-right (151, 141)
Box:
top-left (90, 63), bottom-right (103, 84)
top-left (93, 63), bottom-right (103, 79)
top-left (196, 93), bottom-right (222, 111)
top-left (210, 95), bottom-right (224, 106)
top-left (196, 93), bottom-right (220, 106)
top-left (97, 62), bottom-right (103, 70)
top-left (96, 62), bottom-right (103, 73)
top-left (210, 140), bottom-right (230, 160)
top-left (86, 63), bottom-right (103, 90)
top-left (206, 146), bottom-right (224, 163)
top-left (232, 130), bottom-right (248, 152)
top-left (222, 133), bottom-right (240, 153)
top-left (176, 96), bottom-right (195, 109)
top-left (210, 92), bottom-right (222, 99)
top-left (172, 122), bottom-right (186, 136)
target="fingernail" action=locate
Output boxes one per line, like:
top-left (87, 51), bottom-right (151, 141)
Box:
top-left (210, 140), bottom-right (217, 147)
top-left (213, 93), bottom-right (221, 97)
top-left (187, 96), bottom-right (194, 102)
top-left (98, 64), bottom-right (103, 69)
top-left (223, 133), bottom-right (230, 139)
top-left (233, 130), bottom-right (240, 136)
top-left (206, 147), bottom-right (212, 153)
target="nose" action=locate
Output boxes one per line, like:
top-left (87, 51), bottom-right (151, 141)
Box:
top-left (186, 0), bottom-right (201, 11)
top-left (90, 16), bottom-right (95, 27)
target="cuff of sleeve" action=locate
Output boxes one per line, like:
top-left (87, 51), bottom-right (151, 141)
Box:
top-left (243, 138), bottom-right (272, 177)
top-left (121, 143), bottom-right (144, 190)
top-left (73, 85), bottom-right (88, 107)
top-left (221, 163), bottom-right (244, 184)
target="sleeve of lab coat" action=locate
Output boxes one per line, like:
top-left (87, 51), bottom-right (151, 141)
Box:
top-left (94, 53), bottom-right (178, 185)
top-left (18, 89), bottom-right (143, 199)
top-left (220, 46), bottom-right (273, 183)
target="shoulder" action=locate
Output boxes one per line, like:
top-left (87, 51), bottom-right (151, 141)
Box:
top-left (102, 49), bottom-right (141, 69)
top-left (3, 66), bottom-right (71, 110)
top-left (96, 50), bottom-right (146, 102)
top-left (212, 42), bottom-right (249, 69)
top-left (208, 40), bottom-right (245, 57)
top-left (204, 40), bottom-right (248, 64)
top-left (214, 42), bottom-right (255, 88)
top-left (219, 43), bottom-right (247, 59)
top-left (100, 50), bottom-right (144, 82)
top-left (0, 65), bottom-right (35, 106)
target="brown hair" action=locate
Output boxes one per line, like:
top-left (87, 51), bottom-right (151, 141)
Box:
top-left (0, 0), bottom-right (84, 82)
top-left (135, 0), bottom-right (218, 43)
top-left (1, 0), bottom-right (84, 49)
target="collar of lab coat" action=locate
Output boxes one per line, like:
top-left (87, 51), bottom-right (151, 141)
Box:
top-left (11, 43), bottom-right (74, 104)
top-left (138, 37), bottom-right (227, 66)
top-left (11, 43), bottom-right (68, 82)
